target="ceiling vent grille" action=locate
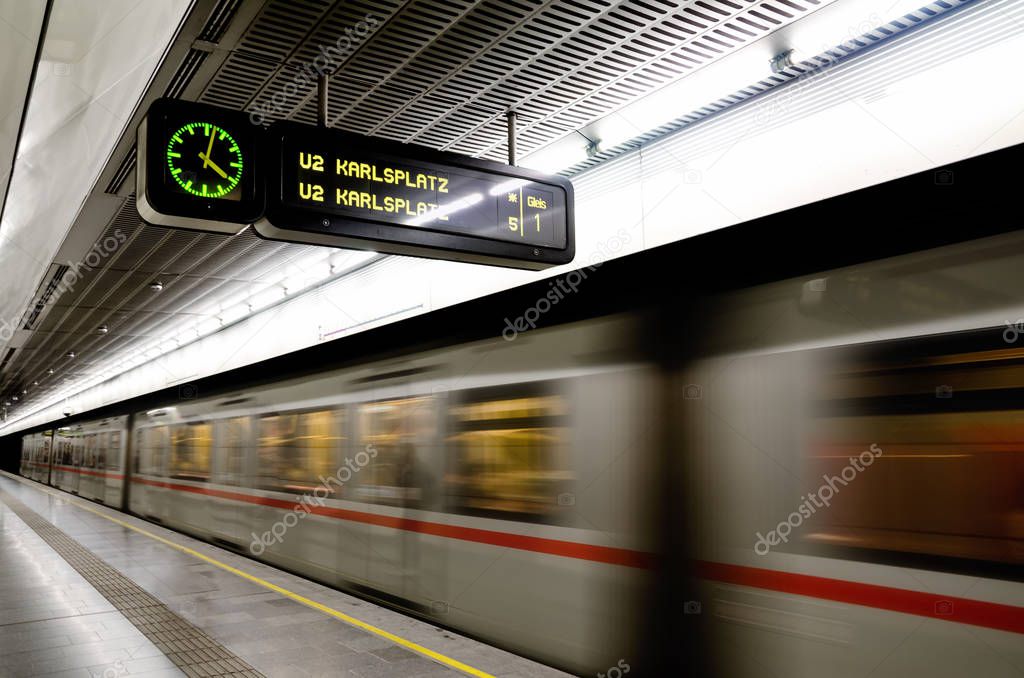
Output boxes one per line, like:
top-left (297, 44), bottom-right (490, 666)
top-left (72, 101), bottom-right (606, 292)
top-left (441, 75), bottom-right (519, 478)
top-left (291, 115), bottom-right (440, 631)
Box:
top-left (21, 265), bottom-right (71, 331)
top-left (564, 0), bottom-right (972, 177)
top-left (0, 348), bottom-right (15, 375)
top-left (104, 150), bottom-right (137, 195)
top-left (192, 0), bottom-right (829, 163)
top-left (198, 0), bottom-right (243, 42)
top-left (103, 0), bottom-right (245, 195)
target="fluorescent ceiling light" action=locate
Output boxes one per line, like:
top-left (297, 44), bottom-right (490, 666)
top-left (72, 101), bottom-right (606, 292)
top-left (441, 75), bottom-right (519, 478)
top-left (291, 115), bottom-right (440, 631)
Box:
top-left (519, 132), bottom-right (590, 173)
top-left (489, 179), bottom-right (529, 196)
top-left (519, 0), bottom-right (947, 171)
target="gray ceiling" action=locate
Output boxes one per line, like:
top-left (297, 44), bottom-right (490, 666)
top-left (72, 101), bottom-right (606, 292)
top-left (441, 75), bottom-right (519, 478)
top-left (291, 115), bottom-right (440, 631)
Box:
top-left (1, 0), bottom-right (828, 414)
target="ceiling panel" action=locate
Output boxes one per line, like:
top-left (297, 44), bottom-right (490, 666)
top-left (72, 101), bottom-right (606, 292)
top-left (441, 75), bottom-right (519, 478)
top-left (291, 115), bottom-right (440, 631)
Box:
top-left (2, 0), bottom-right (835, 413)
top-left (0, 0), bottom-right (46, 225)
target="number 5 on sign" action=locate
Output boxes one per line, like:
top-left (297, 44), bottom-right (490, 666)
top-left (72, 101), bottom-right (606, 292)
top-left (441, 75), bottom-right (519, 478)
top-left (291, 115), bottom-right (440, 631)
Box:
top-left (508, 216), bottom-right (521, 235)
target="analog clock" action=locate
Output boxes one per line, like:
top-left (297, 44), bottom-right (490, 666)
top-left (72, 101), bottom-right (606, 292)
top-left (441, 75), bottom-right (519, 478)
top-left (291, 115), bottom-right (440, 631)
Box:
top-left (166, 122), bottom-right (244, 199)
top-left (137, 98), bottom-right (264, 233)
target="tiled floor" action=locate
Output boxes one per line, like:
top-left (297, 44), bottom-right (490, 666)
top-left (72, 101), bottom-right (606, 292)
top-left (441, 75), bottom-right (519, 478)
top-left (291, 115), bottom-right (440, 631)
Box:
top-left (0, 486), bottom-right (262, 677)
top-left (0, 474), bottom-right (573, 678)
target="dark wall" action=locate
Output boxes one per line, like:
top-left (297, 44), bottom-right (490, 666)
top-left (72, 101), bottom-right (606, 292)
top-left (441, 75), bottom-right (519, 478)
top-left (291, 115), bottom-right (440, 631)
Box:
top-left (0, 434), bottom-right (19, 473)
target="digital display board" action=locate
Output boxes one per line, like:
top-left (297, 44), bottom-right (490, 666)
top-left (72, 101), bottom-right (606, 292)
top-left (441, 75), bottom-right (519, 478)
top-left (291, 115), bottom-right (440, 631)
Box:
top-left (137, 98), bottom-right (264, 234)
top-left (257, 121), bottom-right (574, 269)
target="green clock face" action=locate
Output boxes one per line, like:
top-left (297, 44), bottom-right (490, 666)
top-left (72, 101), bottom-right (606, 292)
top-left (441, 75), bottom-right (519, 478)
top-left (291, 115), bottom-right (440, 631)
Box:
top-left (166, 122), bottom-right (244, 199)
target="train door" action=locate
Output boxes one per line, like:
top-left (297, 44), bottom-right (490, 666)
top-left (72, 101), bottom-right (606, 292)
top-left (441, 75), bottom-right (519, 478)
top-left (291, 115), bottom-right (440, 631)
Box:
top-left (27, 436), bottom-right (37, 480)
top-left (129, 427), bottom-right (145, 515)
top-left (52, 434), bottom-right (64, 489)
top-left (41, 434), bottom-right (53, 485)
top-left (252, 409), bottom-right (341, 581)
top-left (95, 432), bottom-right (110, 503)
top-left (210, 416), bottom-right (252, 549)
top-left (333, 404), bottom-right (370, 589)
top-left (83, 434), bottom-right (99, 499)
top-left (56, 434), bottom-right (69, 489)
top-left (28, 436), bottom-right (38, 479)
top-left (105, 429), bottom-right (124, 507)
top-left (68, 433), bottom-right (81, 494)
top-left (443, 383), bottom-right (577, 646)
top-left (23, 437), bottom-right (31, 479)
top-left (78, 433), bottom-right (90, 493)
top-left (167, 421), bottom-right (212, 536)
top-left (29, 436), bottom-right (39, 481)
top-left (357, 394), bottom-right (440, 606)
top-left (39, 436), bottom-right (47, 483)
top-left (139, 426), bottom-right (170, 522)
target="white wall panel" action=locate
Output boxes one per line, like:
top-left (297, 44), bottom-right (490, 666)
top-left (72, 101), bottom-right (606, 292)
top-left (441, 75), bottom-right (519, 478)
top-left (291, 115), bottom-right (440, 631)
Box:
top-left (5, 0), bottom-right (1024, 433)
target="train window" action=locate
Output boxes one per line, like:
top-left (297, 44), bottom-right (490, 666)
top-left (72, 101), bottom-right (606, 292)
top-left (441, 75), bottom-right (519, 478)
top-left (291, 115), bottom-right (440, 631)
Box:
top-left (805, 346), bottom-right (1024, 566)
top-left (216, 416), bottom-right (250, 486)
top-left (170, 423), bottom-right (212, 482)
top-left (139, 426), bottom-right (169, 476)
top-left (356, 397), bottom-right (435, 508)
top-left (257, 410), bottom-right (342, 494)
top-left (446, 390), bottom-right (572, 524)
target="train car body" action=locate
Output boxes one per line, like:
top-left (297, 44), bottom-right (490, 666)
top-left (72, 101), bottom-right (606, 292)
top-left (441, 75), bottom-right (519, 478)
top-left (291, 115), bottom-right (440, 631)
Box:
top-left (19, 431), bottom-right (50, 483)
top-left (48, 417), bottom-right (128, 507)
top-left (677, 230), bottom-right (1024, 678)
top-left (23, 317), bottom-right (655, 675)
top-left (12, 145), bottom-right (1024, 677)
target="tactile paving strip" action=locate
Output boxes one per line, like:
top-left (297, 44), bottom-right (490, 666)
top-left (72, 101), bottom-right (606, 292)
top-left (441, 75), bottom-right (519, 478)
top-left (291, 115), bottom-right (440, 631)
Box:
top-left (0, 489), bottom-right (266, 678)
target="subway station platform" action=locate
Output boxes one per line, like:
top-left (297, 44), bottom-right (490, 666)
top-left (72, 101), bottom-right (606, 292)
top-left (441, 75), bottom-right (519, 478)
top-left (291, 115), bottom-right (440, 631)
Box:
top-left (0, 473), bottom-right (571, 678)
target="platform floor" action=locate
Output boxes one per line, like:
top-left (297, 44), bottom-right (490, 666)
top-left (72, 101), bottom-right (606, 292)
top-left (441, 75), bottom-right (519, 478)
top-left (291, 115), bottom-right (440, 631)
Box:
top-left (0, 472), bottom-right (572, 678)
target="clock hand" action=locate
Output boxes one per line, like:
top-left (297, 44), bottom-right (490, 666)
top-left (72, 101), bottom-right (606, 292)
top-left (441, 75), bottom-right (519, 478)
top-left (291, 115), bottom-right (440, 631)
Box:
top-left (202, 126), bottom-right (215, 168)
top-left (198, 152), bottom-right (229, 179)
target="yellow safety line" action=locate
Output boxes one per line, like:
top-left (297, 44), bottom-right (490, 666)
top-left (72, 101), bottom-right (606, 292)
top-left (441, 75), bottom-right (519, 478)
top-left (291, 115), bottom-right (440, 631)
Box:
top-left (1, 472), bottom-right (494, 678)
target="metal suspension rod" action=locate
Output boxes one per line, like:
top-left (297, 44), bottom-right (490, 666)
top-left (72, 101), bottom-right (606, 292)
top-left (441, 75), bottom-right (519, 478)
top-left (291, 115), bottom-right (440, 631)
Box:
top-left (318, 72), bottom-right (330, 127)
top-left (506, 110), bottom-right (517, 166)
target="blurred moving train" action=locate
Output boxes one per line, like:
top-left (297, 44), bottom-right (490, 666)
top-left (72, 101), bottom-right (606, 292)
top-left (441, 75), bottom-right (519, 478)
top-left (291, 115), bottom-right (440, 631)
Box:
top-left (13, 143), bottom-right (1024, 677)
top-left (19, 318), bottom-right (655, 675)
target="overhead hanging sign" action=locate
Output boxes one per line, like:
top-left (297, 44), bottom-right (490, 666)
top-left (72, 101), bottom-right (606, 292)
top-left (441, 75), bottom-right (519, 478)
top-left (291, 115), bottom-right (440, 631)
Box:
top-left (136, 100), bottom-right (574, 269)
top-left (255, 121), bottom-right (575, 270)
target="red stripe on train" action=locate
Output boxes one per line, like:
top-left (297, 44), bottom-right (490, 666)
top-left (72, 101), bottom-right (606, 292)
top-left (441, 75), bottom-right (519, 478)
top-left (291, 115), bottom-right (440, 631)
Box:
top-left (53, 464), bottom-right (124, 480)
top-left (23, 462), bottom-right (123, 480)
top-left (695, 560), bottom-right (1024, 636)
top-left (130, 477), bottom-right (652, 568)
top-left (126, 477), bottom-right (1024, 634)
